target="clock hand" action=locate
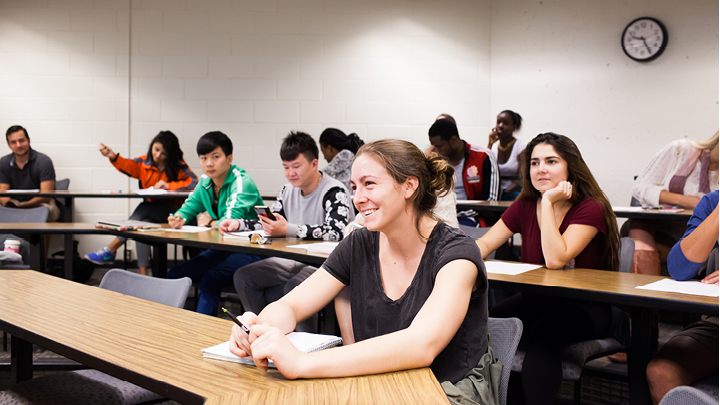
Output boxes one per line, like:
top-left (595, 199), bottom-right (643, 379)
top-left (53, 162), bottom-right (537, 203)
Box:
top-left (641, 37), bottom-right (652, 54)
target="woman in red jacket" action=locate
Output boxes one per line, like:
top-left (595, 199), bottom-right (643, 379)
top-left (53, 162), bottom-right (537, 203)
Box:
top-left (85, 131), bottom-right (198, 275)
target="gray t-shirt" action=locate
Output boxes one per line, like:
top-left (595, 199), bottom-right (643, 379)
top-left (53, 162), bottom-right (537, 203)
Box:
top-left (323, 221), bottom-right (487, 383)
top-left (0, 148), bottom-right (56, 202)
top-left (275, 172), bottom-right (355, 240)
top-left (240, 172), bottom-right (355, 241)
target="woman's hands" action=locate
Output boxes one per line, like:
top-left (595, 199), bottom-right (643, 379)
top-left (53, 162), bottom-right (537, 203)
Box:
top-left (228, 312), bottom-right (307, 378)
top-left (543, 181), bottom-right (573, 205)
top-left (98, 143), bottom-right (117, 160)
top-left (153, 180), bottom-right (169, 190)
top-left (487, 128), bottom-right (499, 148)
top-left (702, 271), bottom-right (719, 285)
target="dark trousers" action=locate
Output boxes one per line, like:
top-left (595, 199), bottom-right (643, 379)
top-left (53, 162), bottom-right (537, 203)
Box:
top-left (118, 201), bottom-right (181, 268)
top-left (490, 293), bottom-right (612, 405)
top-left (167, 249), bottom-right (264, 315)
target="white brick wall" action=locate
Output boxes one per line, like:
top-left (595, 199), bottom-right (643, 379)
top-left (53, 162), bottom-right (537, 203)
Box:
top-left (0, 0), bottom-right (716, 259)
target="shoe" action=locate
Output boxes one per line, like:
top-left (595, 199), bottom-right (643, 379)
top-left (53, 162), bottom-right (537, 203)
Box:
top-left (84, 247), bottom-right (116, 265)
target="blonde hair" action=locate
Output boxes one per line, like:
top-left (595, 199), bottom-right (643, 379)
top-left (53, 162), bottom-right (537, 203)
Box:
top-left (687, 131), bottom-right (719, 150)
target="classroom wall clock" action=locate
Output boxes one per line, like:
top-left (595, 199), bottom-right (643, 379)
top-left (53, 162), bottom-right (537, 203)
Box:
top-left (621, 17), bottom-right (668, 62)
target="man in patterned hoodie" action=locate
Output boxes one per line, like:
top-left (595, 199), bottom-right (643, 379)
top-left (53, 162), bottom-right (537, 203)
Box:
top-left (222, 131), bottom-right (354, 331)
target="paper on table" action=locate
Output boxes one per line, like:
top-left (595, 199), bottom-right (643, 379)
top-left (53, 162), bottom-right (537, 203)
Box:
top-left (456, 199), bottom-right (483, 204)
top-left (4, 189), bottom-right (39, 193)
top-left (135, 188), bottom-right (168, 195)
top-left (164, 226), bottom-right (212, 233)
top-left (202, 332), bottom-right (342, 368)
top-left (611, 206), bottom-right (645, 212)
top-left (287, 242), bottom-right (339, 254)
top-left (223, 230), bottom-right (269, 238)
top-left (636, 279), bottom-right (719, 297)
top-left (484, 261), bottom-right (542, 276)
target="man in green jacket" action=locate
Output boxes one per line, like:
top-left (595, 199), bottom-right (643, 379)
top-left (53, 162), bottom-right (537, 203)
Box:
top-left (167, 131), bottom-right (265, 316)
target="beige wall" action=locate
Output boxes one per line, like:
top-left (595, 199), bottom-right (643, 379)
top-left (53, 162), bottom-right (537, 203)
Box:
top-left (490, 0), bottom-right (719, 204)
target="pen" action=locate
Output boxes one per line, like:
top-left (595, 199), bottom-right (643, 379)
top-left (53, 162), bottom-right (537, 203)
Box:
top-left (222, 307), bottom-right (250, 335)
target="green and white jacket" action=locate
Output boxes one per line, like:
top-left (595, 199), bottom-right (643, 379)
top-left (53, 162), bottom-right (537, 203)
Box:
top-left (174, 165), bottom-right (263, 222)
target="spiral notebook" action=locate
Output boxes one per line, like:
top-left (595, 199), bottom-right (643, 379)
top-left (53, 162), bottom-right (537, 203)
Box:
top-left (201, 332), bottom-right (342, 368)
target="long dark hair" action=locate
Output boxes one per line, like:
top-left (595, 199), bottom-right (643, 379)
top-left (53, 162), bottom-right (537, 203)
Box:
top-left (355, 140), bottom-right (453, 236)
top-left (319, 128), bottom-right (364, 154)
top-left (518, 132), bottom-right (619, 271)
top-left (147, 131), bottom-right (185, 182)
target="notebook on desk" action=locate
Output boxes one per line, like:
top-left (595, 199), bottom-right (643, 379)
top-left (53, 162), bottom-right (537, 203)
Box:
top-left (96, 220), bottom-right (162, 231)
top-left (202, 332), bottom-right (342, 368)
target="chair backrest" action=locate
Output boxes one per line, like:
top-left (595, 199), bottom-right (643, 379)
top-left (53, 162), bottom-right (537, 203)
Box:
top-left (458, 225), bottom-right (496, 260)
top-left (487, 317), bottom-right (523, 405)
top-left (707, 247), bottom-right (718, 276)
top-left (619, 237), bottom-right (635, 273)
top-left (659, 386), bottom-right (717, 405)
top-left (55, 178), bottom-right (70, 190)
top-left (99, 269), bottom-right (191, 308)
top-left (0, 205), bottom-right (49, 223)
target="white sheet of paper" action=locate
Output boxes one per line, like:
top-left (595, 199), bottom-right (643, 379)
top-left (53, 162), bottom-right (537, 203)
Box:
top-left (456, 199), bottom-right (483, 204)
top-left (484, 261), bottom-right (542, 276)
top-left (223, 230), bottom-right (269, 238)
top-left (636, 279), bottom-right (719, 297)
top-left (611, 206), bottom-right (645, 212)
top-left (134, 188), bottom-right (168, 195)
top-left (163, 226), bottom-right (212, 233)
top-left (4, 189), bottom-right (39, 193)
top-left (287, 242), bottom-right (339, 254)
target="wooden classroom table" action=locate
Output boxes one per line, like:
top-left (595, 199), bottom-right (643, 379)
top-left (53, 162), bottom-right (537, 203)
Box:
top-left (0, 270), bottom-right (447, 405)
top-left (455, 200), bottom-right (694, 221)
top-left (486, 264), bottom-right (718, 405)
top-left (0, 190), bottom-right (192, 223)
top-left (0, 190), bottom-right (191, 280)
top-left (118, 227), bottom-right (331, 278)
top-left (0, 223), bottom-right (105, 279)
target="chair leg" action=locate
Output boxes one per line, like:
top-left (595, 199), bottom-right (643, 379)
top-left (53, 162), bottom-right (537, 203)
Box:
top-left (574, 378), bottom-right (581, 405)
top-left (3, 331), bottom-right (7, 351)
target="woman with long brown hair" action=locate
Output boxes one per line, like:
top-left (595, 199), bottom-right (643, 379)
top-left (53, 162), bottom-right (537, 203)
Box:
top-left (476, 132), bottom-right (620, 404)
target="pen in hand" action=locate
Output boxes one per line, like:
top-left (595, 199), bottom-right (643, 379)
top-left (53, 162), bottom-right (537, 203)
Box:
top-left (222, 307), bottom-right (250, 335)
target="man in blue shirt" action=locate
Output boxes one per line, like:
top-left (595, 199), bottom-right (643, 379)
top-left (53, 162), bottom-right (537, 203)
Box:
top-left (646, 190), bottom-right (718, 404)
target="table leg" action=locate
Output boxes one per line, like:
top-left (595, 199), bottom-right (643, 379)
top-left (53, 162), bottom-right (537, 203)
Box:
top-left (628, 308), bottom-right (658, 405)
top-left (10, 335), bottom-right (32, 385)
top-left (64, 234), bottom-right (73, 280)
top-left (152, 243), bottom-right (168, 278)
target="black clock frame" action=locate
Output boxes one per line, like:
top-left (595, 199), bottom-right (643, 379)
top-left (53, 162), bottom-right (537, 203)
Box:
top-left (621, 17), bottom-right (668, 62)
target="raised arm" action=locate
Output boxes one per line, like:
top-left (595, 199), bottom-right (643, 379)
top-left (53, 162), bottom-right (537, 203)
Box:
top-left (476, 219), bottom-right (514, 259)
top-left (540, 182), bottom-right (599, 269)
top-left (668, 195), bottom-right (719, 281)
top-left (238, 259), bottom-right (478, 380)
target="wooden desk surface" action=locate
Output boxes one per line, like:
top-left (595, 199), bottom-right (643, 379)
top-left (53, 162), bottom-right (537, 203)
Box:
top-left (122, 228), bottom-right (332, 266)
top-left (0, 222), bottom-right (101, 234)
top-left (0, 190), bottom-right (191, 199)
top-left (455, 200), bottom-right (693, 220)
top-left (487, 263), bottom-right (718, 314)
top-left (0, 270), bottom-right (448, 405)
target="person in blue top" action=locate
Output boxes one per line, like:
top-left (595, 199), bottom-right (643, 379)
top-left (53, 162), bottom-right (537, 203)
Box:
top-left (646, 190), bottom-right (718, 404)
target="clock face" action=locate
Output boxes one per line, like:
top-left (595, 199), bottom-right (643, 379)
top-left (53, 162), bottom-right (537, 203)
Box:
top-left (622, 17), bottom-right (668, 62)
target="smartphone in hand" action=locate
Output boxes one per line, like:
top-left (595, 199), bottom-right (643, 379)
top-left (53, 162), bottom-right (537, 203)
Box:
top-left (254, 205), bottom-right (277, 221)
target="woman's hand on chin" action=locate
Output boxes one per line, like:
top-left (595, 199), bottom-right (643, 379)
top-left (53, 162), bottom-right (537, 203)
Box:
top-left (543, 181), bottom-right (572, 205)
